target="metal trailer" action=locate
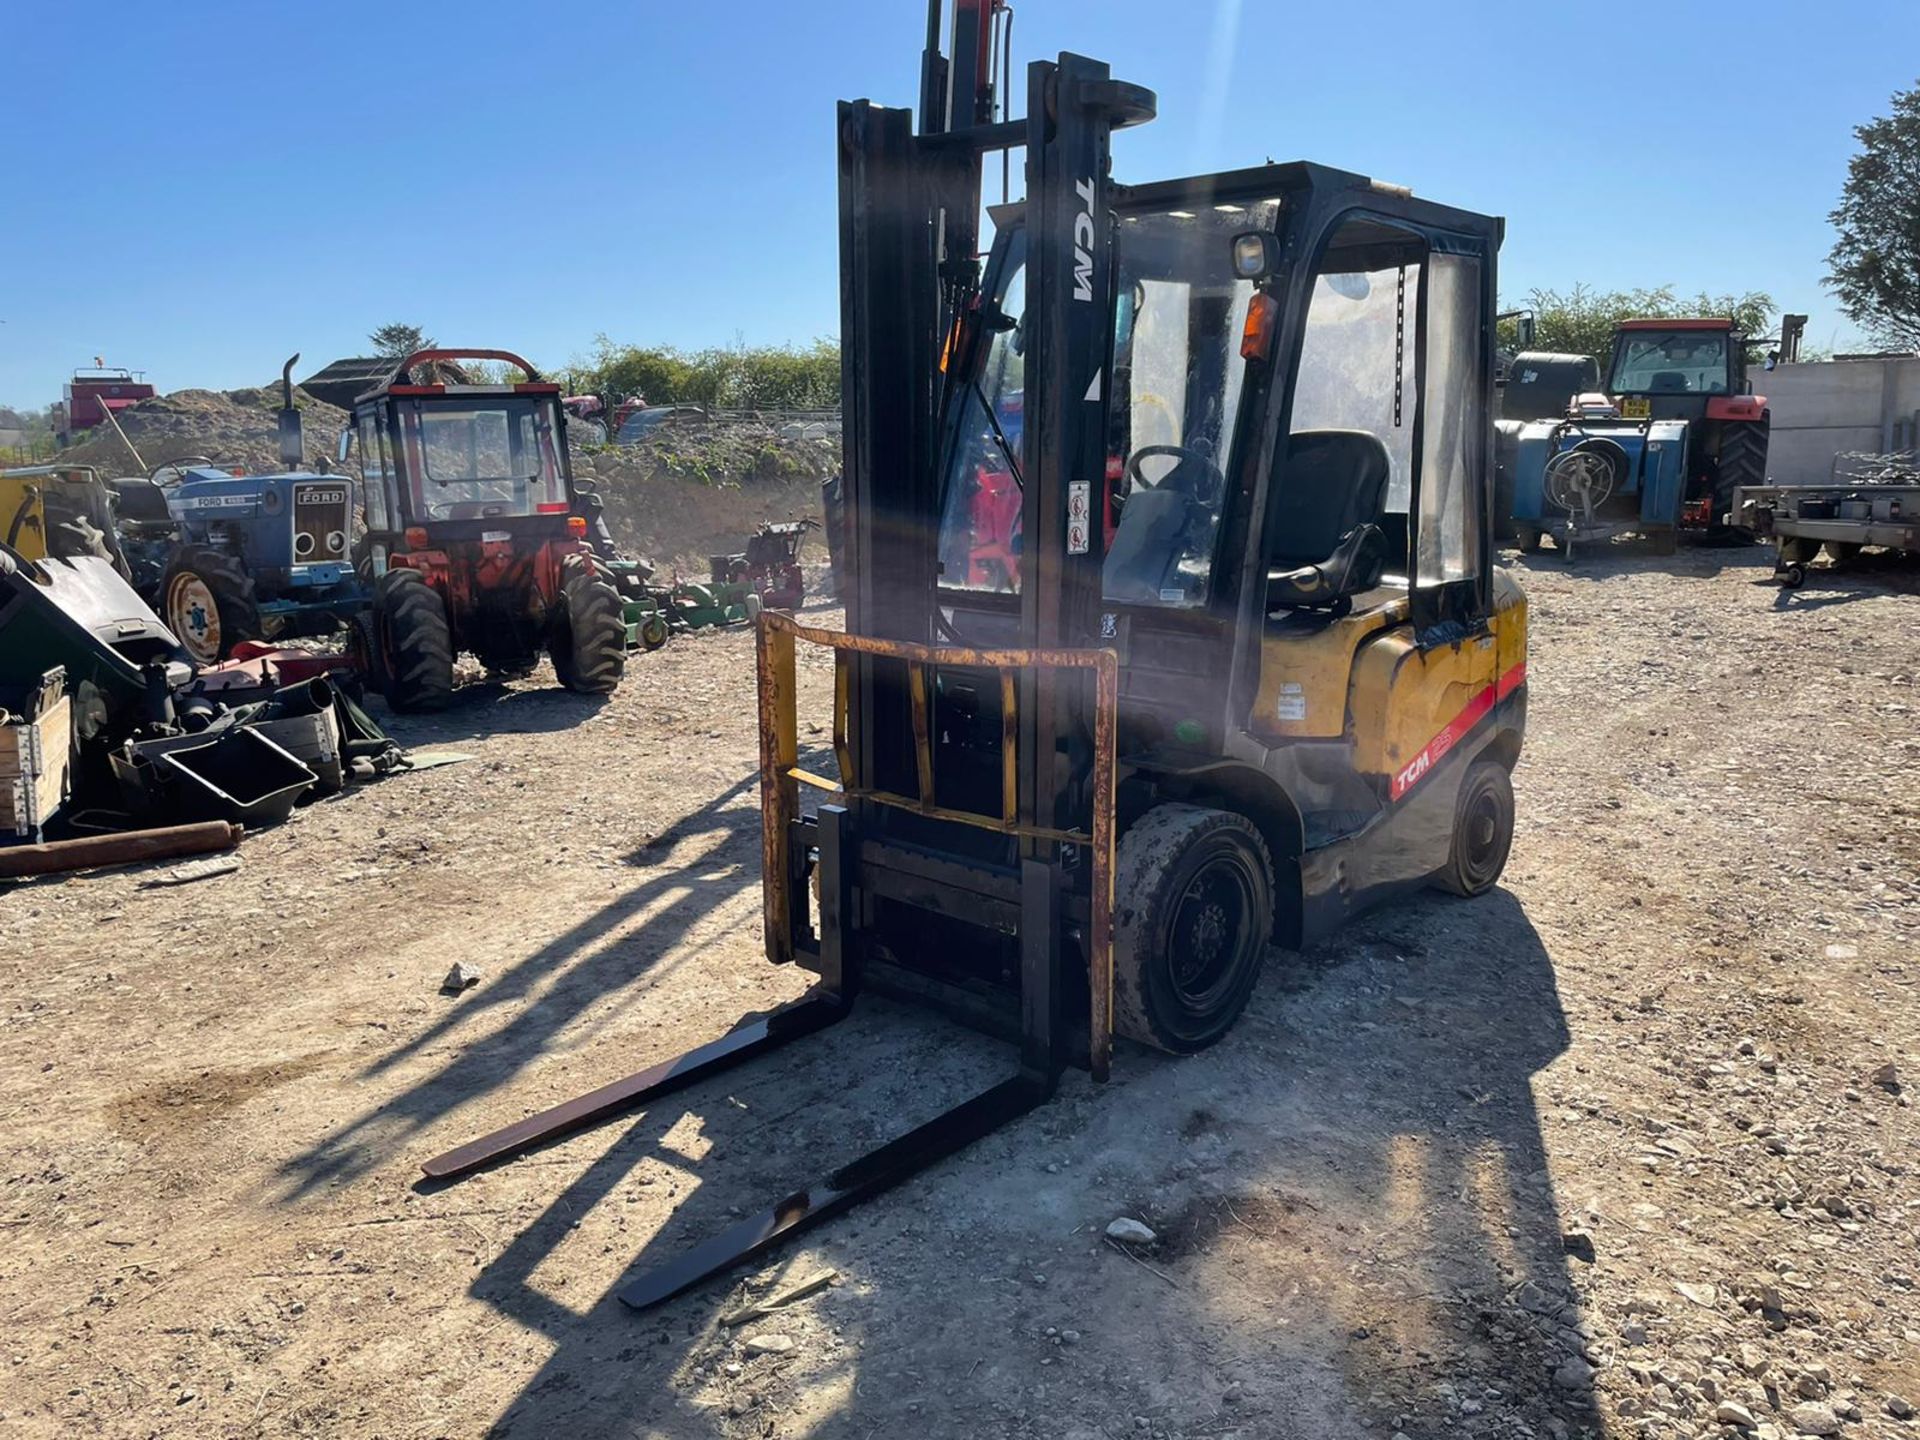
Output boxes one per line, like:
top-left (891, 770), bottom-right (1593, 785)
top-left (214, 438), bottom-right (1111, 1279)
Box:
top-left (1730, 481), bottom-right (1920, 587)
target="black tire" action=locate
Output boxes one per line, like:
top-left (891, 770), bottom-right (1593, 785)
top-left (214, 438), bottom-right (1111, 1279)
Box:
top-left (637, 613), bottom-right (670, 651)
top-left (159, 544), bottom-right (261, 665)
top-left (1823, 541), bottom-right (1861, 567)
top-left (1713, 420), bottom-right (1769, 531)
top-left (1432, 760), bottom-right (1515, 897)
top-left (550, 556), bottom-right (627, 695)
top-left (1515, 524), bottom-right (1543, 555)
top-left (1778, 561), bottom-right (1807, 590)
top-left (1112, 803), bottom-right (1274, 1055)
top-left (374, 567), bottom-right (454, 712)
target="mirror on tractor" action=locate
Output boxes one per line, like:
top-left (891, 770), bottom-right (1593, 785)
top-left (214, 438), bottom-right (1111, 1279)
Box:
top-left (335, 428), bottom-right (354, 464)
top-left (277, 353), bottom-right (304, 470)
top-left (1230, 231), bottom-right (1279, 281)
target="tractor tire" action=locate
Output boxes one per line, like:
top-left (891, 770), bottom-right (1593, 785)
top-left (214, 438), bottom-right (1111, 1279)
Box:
top-left (374, 567), bottom-right (454, 712)
top-left (1112, 803), bottom-right (1274, 1055)
top-left (1431, 759), bottom-right (1515, 898)
top-left (1713, 420), bottom-right (1769, 533)
top-left (160, 544), bottom-right (261, 666)
top-left (550, 557), bottom-right (627, 695)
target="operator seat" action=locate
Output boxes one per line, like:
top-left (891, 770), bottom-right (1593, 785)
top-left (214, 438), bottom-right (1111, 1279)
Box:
top-left (1649, 371), bottom-right (1690, 393)
top-left (1266, 428), bottom-right (1392, 613)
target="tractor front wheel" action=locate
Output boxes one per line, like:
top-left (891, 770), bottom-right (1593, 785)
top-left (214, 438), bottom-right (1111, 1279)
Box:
top-left (160, 545), bottom-right (261, 666)
top-left (1113, 803), bottom-right (1274, 1055)
top-left (550, 557), bottom-right (627, 695)
top-left (374, 568), bottom-right (454, 712)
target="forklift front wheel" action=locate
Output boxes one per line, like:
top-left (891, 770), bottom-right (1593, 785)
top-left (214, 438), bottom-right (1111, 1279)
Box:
top-left (1432, 760), bottom-right (1515, 898)
top-left (1112, 804), bottom-right (1274, 1055)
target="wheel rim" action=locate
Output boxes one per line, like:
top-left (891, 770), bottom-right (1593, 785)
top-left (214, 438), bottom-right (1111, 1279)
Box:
top-left (1459, 780), bottom-right (1507, 886)
top-left (166, 572), bottom-right (220, 663)
top-left (1167, 856), bottom-right (1257, 1013)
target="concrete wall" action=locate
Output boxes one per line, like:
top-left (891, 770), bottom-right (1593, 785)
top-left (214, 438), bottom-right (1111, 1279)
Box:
top-left (1759, 355), bottom-right (1920, 484)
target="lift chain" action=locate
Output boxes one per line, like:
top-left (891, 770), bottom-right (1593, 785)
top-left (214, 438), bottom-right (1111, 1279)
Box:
top-left (1393, 264), bottom-right (1406, 429)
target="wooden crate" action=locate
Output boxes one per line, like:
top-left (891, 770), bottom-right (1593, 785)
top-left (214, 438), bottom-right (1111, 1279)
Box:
top-left (1, 694), bottom-right (73, 841)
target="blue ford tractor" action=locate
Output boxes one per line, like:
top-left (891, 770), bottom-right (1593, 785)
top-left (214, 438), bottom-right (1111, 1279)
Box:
top-left (137, 356), bottom-right (369, 664)
top-left (1509, 319), bottom-right (1770, 557)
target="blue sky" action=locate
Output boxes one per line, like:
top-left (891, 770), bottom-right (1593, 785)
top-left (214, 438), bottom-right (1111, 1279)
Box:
top-left (1, 0), bottom-right (1914, 409)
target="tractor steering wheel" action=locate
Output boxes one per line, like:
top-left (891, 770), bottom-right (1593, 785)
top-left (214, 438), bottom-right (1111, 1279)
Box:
top-left (1125, 444), bottom-right (1225, 505)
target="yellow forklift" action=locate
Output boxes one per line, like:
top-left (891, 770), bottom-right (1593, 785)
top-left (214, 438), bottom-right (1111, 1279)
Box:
top-left (425, 1), bottom-right (1528, 1311)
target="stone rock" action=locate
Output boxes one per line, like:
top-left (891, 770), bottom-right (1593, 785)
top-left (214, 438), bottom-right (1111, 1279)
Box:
top-left (1796, 1374), bottom-right (1827, 1399)
top-left (1887, 1395), bottom-right (1913, 1418)
top-left (1787, 1402), bottom-right (1840, 1435)
top-left (1105, 1217), bottom-right (1157, 1245)
top-left (1675, 1281), bottom-right (1719, 1308)
top-left (441, 962), bottom-right (481, 993)
top-left (1554, 1356), bottom-right (1596, 1391)
top-left (1737, 1344), bottom-right (1770, 1377)
top-left (1871, 1061), bottom-right (1901, 1092)
top-left (1715, 1400), bottom-right (1758, 1428)
top-left (744, 1333), bottom-right (795, 1356)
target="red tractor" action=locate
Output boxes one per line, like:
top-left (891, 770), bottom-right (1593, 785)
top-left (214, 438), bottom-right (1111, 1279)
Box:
top-left (339, 348), bottom-right (626, 711)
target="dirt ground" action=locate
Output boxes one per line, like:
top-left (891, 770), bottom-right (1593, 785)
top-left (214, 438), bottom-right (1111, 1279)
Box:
top-left (4, 543), bottom-right (1918, 1440)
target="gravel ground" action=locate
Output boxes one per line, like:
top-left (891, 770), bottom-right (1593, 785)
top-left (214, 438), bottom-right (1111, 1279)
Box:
top-left (2, 543), bottom-right (1917, 1440)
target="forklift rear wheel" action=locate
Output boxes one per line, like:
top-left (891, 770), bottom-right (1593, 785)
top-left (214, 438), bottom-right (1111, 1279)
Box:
top-left (374, 568), bottom-right (454, 712)
top-left (1433, 760), bottom-right (1514, 898)
top-left (160, 545), bottom-right (260, 666)
top-left (1113, 804), bottom-right (1273, 1055)
top-left (551, 557), bottom-right (627, 695)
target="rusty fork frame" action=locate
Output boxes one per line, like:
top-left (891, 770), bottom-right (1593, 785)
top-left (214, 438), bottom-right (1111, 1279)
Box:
top-left (421, 612), bottom-right (1119, 1313)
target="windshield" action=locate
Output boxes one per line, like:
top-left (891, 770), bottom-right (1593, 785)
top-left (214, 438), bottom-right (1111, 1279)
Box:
top-left (1608, 329), bottom-right (1730, 395)
top-left (935, 201), bottom-right (1276, 605)
top-left (398, 396), bottom-right (569, 521)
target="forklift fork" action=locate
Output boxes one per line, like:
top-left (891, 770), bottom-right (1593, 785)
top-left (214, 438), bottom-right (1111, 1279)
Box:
top-left (420, 614), bottom-right (1117, 1311)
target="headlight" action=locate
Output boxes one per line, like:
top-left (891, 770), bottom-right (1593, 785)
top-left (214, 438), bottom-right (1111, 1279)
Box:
top-left (294, 532), bottom-right (315, 557)
top-left (326, 530), bottom-right (346, 555)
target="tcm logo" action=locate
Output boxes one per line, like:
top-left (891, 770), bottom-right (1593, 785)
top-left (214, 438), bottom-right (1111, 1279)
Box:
top-left (1395, 749), bottom-right (1431, 795)
top-left (1072, 177), bottom-right (1095, 301)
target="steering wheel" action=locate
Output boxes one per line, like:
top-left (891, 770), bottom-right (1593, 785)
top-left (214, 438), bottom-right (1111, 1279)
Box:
top-left (1125, 444), bottom-right (1225, 505)
top-left (148, 456), bottom-right (216, 485)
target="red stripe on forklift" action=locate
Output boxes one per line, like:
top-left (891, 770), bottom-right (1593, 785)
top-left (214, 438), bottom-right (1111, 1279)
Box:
top-left (1390, 661), bottom-right (1526, 801)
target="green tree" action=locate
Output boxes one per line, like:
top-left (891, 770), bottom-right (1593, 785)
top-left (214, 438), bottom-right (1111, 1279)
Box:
top-left (369, 322), bottom-right (434, 359)
top-left (1497, 285), bottom-right (1775, 369)
top-left (570, 336), bottom-right (840, 412)
top-left (1826, 78), bottom-right (1920, 351)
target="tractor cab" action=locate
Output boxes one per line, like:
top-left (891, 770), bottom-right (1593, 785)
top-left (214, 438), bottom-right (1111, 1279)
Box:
top-left (1605, 318), bottom-right (1748, 420)
top-left (340, 350), bottom-right (625, 709)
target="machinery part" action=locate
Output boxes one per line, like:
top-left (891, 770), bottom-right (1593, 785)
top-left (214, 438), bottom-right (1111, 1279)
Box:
top-left (1713, 420), bottom-right (1769, 528)
top-left (1112, 804), bottom-right (1273, 1054)
top-left (636, 612), bottom-right (670, 651)
top-left (422, 991), bottom-right (853, 1180)
top-left (147, 455), bottom-right (216, 485)
top-left (549, 556), bottom-right (627, 694)
top-left (344, 611), bottom-right (380, 685)
top-left (1432, 760), bottom-right (1515, 897)
top-left (1543, 446), bottom-right (1617, 517)
top-left (1777, 561), bottom-right (1807, 589)
top-left (1514, 524), bottom-right (1543, 555)
top-left (1780, 535), bottom-right (1821, 565)
top-left (373, 568), bottom-right (453, 712)
top-left (159, 545), bottom-right (261, 666)
top-left (0, 819), bottom-right (241, 880)
top-left (1823, 541), bottom-right (1861, 566)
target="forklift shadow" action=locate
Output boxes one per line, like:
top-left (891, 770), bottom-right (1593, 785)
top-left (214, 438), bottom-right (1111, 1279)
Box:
top-left (273, 770), bottom-right (765, 1201)
top-left (465, 884), bottom-right (1602, 1439)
